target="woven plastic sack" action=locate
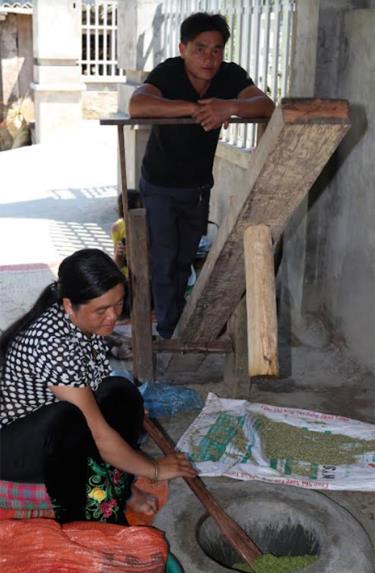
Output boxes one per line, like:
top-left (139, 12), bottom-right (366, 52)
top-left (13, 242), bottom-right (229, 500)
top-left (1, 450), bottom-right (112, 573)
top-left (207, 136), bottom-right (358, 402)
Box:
top-left (0, 518), bottom-right (168, 573)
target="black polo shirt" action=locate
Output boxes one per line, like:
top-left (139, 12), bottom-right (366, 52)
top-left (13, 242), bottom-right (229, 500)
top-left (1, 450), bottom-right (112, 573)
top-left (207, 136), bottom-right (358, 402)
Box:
top-left (141, 57), bottom-right (253, 188)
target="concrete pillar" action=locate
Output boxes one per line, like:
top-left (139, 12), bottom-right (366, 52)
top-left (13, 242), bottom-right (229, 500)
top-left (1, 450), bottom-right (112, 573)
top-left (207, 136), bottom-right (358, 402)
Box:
top-left (31, 0), bottom-right (85, 143)
top-left (279, 0), bottom-right (320, 335)
top-left (117, 0), bottom-right (163, 189)
top-left (0, 13), bottom-right (19, 109)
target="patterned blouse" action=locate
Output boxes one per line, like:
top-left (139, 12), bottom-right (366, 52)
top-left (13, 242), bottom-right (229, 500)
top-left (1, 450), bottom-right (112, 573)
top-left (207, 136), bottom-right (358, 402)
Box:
top-left (0, 303), bottom-right (111, 427)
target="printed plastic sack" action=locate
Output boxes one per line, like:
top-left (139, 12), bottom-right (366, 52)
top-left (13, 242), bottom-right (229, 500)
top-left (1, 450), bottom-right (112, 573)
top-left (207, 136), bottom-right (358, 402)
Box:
top-left (0, 518), bottom-right (168, 573)
top-left (177, 393), bottom-right (375, 491)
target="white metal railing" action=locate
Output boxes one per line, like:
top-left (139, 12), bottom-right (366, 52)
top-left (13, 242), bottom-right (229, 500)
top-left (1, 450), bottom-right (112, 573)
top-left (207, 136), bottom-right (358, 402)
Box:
top-left (161, 0), bottom-right (295, 148)
top-left (80, 0), bottom-right (125, 82)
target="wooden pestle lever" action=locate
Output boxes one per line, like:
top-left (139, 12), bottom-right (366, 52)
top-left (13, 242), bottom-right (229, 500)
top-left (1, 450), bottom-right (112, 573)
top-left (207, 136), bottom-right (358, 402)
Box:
top-left (143, 415), bottom-right (262, 570)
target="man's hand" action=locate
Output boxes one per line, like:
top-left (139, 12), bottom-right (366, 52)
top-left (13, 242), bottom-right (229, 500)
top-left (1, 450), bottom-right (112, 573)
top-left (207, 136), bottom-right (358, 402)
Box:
top-left (192, 98), bottom-right (232, 131)
top-left (192, 85), bottom-right (275, 132)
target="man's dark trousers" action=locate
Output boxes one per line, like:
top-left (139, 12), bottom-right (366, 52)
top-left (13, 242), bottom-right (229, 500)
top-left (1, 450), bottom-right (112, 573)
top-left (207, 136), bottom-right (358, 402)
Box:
top-left (140, 177), bottom-right (210, 339)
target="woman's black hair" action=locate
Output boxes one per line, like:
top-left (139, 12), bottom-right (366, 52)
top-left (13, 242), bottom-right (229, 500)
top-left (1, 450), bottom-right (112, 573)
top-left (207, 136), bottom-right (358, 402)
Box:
top-left (0, 248), bottom-right (126, 361)
top-left (180, 12), bottom-right (230, 45)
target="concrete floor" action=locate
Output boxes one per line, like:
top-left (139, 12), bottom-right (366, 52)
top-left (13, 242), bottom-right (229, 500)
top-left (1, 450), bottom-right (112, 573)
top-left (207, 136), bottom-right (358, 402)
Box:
top-left (0, 122), bottom-right (374, 571)
top-left (142, 335), bottom-right (375, 571)
top-left (0, 121), bottom-right (118, 329)
top-left (115, 247), bottom-right (375, 568)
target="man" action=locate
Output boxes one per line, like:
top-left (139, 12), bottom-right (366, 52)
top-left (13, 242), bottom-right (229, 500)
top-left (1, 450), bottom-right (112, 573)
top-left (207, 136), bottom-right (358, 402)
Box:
top-left (129, 12), bottom-right (274, 339)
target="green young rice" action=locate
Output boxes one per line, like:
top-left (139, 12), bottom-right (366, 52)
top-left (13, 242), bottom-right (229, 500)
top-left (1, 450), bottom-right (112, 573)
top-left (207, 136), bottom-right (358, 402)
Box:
top-left (233, 553), bottom-right (318, 573)
top-left (253, 414), bottom-right (375, 468)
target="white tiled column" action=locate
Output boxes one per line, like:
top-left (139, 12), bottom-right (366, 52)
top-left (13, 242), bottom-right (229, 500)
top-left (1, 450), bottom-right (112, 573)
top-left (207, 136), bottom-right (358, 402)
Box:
top-left (117, 0), bottom-right (162, 188)
top-left (32, 0), bottom-right (85, 143)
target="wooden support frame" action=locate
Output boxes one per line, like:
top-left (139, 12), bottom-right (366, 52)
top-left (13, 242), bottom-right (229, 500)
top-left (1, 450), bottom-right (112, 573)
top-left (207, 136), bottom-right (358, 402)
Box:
top-left (101, 101), bottom-right (350, 384)
top-left (223, 296), bottom-right (251, 398)
top-left (152, 338), bottom-right (232, 354)
top-left (173, 99), bottom-right (351, 347)
top-left (101, 115), bottom-right (266, 380)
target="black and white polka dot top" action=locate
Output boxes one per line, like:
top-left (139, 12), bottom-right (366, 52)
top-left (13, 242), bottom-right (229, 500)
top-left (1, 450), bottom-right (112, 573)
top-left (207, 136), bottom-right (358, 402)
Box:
top-left (0, 303), bottom-right (111, 427)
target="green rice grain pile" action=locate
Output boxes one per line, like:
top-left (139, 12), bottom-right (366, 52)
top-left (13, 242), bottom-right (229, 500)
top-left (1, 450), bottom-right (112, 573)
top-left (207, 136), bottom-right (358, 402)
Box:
top-left (253, 415), bottom-right (375, 469)
top-left (233, 553), bottom-right (318, 573)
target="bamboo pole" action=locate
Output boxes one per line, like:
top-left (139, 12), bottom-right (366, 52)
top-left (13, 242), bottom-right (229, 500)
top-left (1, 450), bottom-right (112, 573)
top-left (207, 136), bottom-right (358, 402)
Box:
top-left (144, 416), bottom-right (262, 570)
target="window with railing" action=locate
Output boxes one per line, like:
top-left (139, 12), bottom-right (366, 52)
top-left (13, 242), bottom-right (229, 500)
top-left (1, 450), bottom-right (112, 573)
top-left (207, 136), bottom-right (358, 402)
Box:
top-left (161, 0), bottom-right (295, 148)
top-left (80, 0), bottom-right (125, 82)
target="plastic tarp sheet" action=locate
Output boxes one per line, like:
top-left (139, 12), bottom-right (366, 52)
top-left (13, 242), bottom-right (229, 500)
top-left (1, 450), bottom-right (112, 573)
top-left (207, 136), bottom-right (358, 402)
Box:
top-left (111, 370), bottom-right (204, 418)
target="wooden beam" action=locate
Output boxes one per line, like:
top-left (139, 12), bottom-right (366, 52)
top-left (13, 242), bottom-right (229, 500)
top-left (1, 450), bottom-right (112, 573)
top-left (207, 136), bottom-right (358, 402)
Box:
top-left (223, 296), bottom-right (251, 398)
top-left (127, 208), bottom-right (154, 381)
top-left (173, 98), bottom-right (351, 345)
top-left (244, 225), bottom-right (279, 377)
top-left (100, 114), bottom-right (268, 127)
top-left (117, 125), bottom-right (132, 302)
top-left (152, 338), bottom-right (232, 354)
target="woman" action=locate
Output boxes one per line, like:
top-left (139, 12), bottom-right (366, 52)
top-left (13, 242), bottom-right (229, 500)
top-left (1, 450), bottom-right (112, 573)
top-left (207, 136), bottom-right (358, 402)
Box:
top-left (0, 248), bottom-right (196, 523)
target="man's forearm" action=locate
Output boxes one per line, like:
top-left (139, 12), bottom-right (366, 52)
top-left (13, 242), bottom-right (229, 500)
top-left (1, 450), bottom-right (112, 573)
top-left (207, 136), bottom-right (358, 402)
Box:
top-left (231, 95), bottom-right (275, 118)
top-left (129, 94), bottom-right (197, 118)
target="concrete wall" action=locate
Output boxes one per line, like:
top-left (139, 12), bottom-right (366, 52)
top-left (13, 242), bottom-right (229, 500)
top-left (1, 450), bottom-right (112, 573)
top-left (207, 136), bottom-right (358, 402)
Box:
top-left (212, 1), bottom-right (375, 373)
top-left (302, 7), bottom-right (375, 371)
top-left (0, 13), bottom-right (33, 121)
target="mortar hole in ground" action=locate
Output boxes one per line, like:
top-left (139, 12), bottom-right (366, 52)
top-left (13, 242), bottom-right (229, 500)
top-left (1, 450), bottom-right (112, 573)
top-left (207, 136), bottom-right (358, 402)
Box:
top-left (197, 513), bottom-right (321, 571)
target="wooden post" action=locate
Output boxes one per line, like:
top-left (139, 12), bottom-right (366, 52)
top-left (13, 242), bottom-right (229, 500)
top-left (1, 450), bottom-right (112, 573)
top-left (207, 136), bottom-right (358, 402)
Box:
top-left (223, 297), bottom-right (251, 398)
top-left (117, 125), bottom-right (132, 301)
top-left (127, 208), bottom-right (154, 381)
top-left (244, 225), bottom-right (279, 377)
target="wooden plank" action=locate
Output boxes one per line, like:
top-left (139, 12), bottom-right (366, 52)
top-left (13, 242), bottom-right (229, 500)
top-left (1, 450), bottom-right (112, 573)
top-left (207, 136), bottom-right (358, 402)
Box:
top-left (244, 225), bottom-right (279, 377)
top-left (127, 208), bottom-right (154, 381)
top-left (152, 338), bottom-right (232, 354)
top-left (166, 133), bottom-right (268, 376)
top-left (223, 296), bottom-right (251, 399)
top-left (100, 114), bottom-right (268, 126)
top-left (222, 129), bottom-right (268, 391)
top-left (173, 98), bottom-right (351, 345)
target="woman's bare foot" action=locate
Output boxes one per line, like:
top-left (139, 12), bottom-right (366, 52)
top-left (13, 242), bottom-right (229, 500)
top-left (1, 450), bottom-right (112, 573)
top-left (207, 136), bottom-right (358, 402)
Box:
top-left (127, 484), bottom-right (158, 515)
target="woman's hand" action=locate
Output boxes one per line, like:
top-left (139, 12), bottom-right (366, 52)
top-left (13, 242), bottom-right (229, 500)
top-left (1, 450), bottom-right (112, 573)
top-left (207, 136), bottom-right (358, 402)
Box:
top-left (156, 452), bottom-right (197, 481)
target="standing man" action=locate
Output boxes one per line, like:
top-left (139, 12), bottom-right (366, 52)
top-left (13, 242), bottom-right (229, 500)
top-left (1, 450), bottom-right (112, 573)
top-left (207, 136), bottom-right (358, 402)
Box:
top-left (129, 12), bottom-right (274, 339)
